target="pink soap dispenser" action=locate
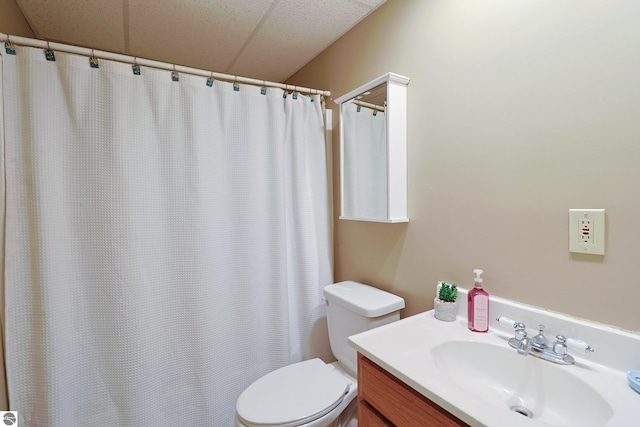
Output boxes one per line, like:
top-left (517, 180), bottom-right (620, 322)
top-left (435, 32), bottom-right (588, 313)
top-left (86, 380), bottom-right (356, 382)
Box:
top-left (468, 268), bottom-right (489, 332)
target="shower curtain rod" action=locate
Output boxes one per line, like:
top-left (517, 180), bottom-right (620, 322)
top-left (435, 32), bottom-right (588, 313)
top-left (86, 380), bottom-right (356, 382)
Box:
top-left (352, 100), bottom-right (385, 113)
top-left (0, 33), bottom-right (330, 97)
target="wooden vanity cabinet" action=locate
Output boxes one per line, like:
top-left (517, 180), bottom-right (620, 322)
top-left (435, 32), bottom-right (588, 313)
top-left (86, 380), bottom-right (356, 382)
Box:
top-left (357, 353), bottom-right (470, 427)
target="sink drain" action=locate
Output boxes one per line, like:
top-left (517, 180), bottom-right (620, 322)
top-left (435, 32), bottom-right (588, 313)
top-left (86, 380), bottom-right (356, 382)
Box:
top-left (510, 405), bottom-right (533, 418)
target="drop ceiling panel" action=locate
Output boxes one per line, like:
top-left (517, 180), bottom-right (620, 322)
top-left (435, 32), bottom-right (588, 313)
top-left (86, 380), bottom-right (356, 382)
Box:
top-left (229, 0), bottom-right (384, 81)
top-left (14, 0), bottom-right (387, 83)
top-left (16, 0), bottom-right (126, 52)
top-left (128, 0), bottom-right (274, 72)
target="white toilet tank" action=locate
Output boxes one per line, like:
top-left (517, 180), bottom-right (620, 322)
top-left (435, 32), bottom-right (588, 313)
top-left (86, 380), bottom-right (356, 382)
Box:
top-left (323, 281), bottom-right (404, 375)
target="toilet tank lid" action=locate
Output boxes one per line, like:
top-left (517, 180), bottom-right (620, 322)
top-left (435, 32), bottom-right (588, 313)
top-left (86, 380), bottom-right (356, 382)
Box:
top-left (323, 281), bottom-right (405, 317)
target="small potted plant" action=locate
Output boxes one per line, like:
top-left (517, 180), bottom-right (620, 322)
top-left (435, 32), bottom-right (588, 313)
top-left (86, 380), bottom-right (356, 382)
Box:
top-left (434, 282), bottom-right (458, 322)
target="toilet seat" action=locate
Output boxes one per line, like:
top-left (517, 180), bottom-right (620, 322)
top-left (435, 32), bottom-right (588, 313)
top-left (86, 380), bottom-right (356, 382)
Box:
top-left (236, 358), bottom-right (351, 427)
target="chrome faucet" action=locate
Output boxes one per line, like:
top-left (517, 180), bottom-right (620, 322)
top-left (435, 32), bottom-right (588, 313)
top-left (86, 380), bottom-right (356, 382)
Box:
top-left (513, 323), bottom-right (531, 355)
top-left (516, 336), bottom-right (532, 356)
top-left (530, 325), bottom-right (548, 350)
top-left (497, 317), bottom-right (594, 365)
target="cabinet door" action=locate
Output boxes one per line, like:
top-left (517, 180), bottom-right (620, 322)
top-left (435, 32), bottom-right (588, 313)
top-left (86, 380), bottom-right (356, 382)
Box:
top-left (359, 400), bottom-right (394, 426)
top-left (358, 353), bottom-right (469, 427)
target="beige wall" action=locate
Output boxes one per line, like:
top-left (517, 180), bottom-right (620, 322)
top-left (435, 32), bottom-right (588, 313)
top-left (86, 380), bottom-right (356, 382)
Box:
top-left (0, 0), bottom-right (34, 37)
top-left (288, 0), bottom-right (640, 332)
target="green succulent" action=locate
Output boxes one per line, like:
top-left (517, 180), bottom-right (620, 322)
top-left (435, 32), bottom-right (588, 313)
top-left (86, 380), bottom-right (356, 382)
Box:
top-left (438, 282), bottom-right (458, 303)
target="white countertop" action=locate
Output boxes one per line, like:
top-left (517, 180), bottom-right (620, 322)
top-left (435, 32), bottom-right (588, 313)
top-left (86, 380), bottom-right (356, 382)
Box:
top-left (348, 308), bottom-right (639, 427)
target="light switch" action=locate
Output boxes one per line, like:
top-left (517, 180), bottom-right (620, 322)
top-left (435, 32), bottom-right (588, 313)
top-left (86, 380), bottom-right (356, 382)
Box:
top-left (569, 209), bottom-right (605, 255)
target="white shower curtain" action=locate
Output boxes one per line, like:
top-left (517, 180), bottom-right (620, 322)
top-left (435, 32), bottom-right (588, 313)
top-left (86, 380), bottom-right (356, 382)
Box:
top-left (1, 46), bottom-right (332, 426)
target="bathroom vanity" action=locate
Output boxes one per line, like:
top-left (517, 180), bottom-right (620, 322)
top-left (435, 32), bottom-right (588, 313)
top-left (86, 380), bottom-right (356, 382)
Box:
top-left (358, 353), bottom-right (468, 426)
top-left (349, 288), bottom-right (640, 427)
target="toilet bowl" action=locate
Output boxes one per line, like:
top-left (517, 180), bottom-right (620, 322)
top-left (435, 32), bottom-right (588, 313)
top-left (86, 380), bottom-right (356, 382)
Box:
top-left (235, 359), bottom-right (356, 427)
top-left (234, 281), bottom-right (404, 427)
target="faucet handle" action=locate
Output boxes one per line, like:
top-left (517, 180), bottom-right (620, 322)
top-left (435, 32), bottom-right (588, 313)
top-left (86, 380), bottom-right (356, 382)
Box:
top-left (514, 323), bottom-right (527, 341)
top-left (553, 335), bottom-right (568, 356)
top-left (496, 317), bottom-right (529, 341)
top-left (496, 316), bottom-right (517, 328)
top-left (566, 338), bottom-right (595, 354)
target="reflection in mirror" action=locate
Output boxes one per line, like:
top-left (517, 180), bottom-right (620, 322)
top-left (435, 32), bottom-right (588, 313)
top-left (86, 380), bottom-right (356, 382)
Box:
top-left (341, 83), bottom-right (388, 220)
top-left (335, 73), bottom-right (410, 223)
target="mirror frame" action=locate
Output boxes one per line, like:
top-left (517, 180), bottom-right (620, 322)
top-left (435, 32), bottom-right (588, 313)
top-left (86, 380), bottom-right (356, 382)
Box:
top-left (335, 72), bottom-right (410, 223)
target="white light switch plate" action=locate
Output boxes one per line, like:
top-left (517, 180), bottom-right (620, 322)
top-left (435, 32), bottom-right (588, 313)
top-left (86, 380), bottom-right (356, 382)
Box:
top-left (569, 209), bottom-right (605, 255)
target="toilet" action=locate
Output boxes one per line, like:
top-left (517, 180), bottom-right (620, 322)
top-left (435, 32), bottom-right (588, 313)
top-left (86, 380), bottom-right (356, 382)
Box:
top-left (235, 281), bottom-right (405, 427)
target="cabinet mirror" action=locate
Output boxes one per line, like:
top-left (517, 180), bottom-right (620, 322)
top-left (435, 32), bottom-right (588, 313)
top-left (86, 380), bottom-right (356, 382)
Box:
top-left (335, 72), bottom-right (410, 223)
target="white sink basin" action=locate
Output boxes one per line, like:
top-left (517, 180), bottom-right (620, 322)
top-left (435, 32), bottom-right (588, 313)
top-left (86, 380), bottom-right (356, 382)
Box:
top-left (431, 341), bottom-right (613, 426)
top-left (348, 290), bottom-right (640, 427)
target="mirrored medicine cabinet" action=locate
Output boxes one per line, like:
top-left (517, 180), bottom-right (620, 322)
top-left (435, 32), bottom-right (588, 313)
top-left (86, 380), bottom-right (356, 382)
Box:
top-left (335, 72), bottom-right (410, 223)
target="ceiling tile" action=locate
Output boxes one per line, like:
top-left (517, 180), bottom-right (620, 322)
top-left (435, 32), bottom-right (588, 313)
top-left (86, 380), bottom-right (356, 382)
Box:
top-left (128, 0), bottom-right (273, 72)
top-left (17, 0), bottom-right (125, 51)
top-left (230, 0), bottom-right (383, 81)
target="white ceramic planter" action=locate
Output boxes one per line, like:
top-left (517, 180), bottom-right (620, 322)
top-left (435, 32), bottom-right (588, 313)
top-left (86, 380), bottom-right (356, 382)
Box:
top-left (434, 298), bottom-right (457, 322)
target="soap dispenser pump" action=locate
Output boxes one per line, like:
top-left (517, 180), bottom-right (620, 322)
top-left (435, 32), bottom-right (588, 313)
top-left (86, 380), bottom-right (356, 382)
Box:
top-left (468, 268), bottom-right (489, 332)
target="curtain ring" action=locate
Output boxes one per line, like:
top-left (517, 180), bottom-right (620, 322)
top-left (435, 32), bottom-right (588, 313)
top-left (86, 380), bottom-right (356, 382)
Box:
top-left (44, 41), bottom-right (55, 60)
top-left (171, 64), bottom-right (179, 81)
top-left (132, 57), bottom-right (141, 75)
top-left (89, 49), bottom-right (99, 68)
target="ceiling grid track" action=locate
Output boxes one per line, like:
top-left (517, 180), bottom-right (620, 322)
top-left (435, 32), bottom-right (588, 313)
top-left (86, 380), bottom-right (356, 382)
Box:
top-left (223, 0), bottom-right (281, 73)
